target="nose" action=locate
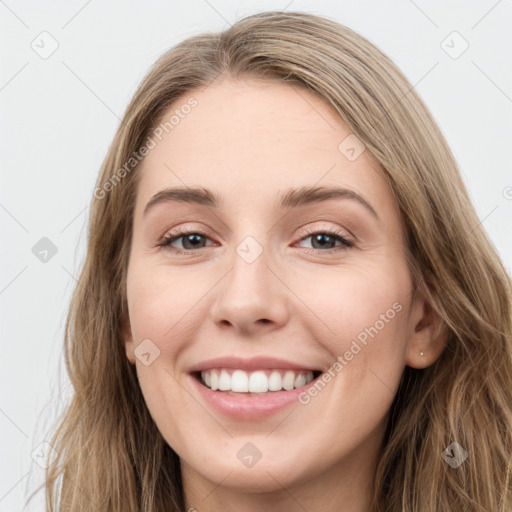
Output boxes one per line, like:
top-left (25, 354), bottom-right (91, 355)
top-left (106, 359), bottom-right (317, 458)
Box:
top-left (209, 242), bottom-right (290, 337)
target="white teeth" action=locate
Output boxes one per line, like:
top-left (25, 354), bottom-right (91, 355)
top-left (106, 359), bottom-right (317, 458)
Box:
top-left (249, 371), bottom-right (269, 393)
top-left (268, 371), bottom-right (282, 391)
top-left (231, 370), bottom-right (249, 392)
top-left (218, 369), bottom-right (230, 391)
top-left (199, 369), bottom-right (315, 393)
top-left (294, 373), bottom-right (306, 388)
top-left (210, 370), bottom-right (218, 391)
top-left (282, 371), bottom-right (295, 391)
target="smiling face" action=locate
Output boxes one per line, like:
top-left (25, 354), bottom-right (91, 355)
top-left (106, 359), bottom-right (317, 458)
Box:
top-left (123, 77), bottom-right (443, 506)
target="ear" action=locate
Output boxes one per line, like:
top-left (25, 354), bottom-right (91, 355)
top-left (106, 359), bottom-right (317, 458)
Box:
top-left (122, 315), bottom-right (136, 365)
top-left (405, 286), bottom-right (448, 369)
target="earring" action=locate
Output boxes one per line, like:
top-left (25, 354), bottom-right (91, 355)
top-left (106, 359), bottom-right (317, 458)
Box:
top-left (420, 351), bottom-right (425, 356)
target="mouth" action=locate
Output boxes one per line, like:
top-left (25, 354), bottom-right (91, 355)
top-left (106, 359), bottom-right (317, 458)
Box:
top-left (192, 368), bottom-right (323, 396)
top-left (187, 356), bottom-right (325, 419)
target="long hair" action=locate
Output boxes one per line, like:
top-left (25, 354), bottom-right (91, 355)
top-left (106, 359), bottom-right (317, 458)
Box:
top-left (35, 10), bottom-right (511, 511)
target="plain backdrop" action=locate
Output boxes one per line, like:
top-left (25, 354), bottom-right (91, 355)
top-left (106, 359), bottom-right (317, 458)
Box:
top-left (1, 1), bottom-right (511, 510)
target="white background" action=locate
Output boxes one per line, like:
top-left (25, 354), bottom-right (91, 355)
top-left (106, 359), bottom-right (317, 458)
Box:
top-left (1, 1), bottom-right (511, 510)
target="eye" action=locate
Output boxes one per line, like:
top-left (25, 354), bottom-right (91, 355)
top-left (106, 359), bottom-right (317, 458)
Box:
top-left (158, 229), bottom-right (215, 254)
top-left (295, 227), bottom-right (354, 254)
top-left (157, 226), bottom-right (354, 255)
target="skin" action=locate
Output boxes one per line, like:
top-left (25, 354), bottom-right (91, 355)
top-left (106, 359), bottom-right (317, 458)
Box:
top-left (123, 78), bottom-right (447, 512)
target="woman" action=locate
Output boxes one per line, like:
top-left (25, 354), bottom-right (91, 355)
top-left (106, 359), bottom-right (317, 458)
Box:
top-left (39, 10), bottom-right (512, 512)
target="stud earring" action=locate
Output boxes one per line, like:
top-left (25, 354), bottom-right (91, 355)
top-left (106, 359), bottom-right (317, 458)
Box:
top-left (420, 351), bottom-right (425, 356)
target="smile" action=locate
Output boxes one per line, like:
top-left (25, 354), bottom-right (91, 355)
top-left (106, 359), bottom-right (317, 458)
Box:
top-left (187, 356), bottom-right (324, 419)
top-left (197, 368), bottom-right (320, 394)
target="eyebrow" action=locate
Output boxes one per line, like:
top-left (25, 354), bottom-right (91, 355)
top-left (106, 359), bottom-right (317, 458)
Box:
top-left (143, 185), bottom-right (379, 220)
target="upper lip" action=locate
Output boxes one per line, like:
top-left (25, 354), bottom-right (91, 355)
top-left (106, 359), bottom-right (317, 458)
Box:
top-left (188, 356), bottom-right (321, 373)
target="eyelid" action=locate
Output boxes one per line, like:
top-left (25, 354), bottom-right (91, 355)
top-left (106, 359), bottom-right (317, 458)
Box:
top-left (158, 222), bottom-right (214, 241)
top-left (297, 223), bottom-right (352, 241)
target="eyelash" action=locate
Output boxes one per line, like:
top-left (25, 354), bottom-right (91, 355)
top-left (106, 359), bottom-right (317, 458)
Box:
top-left (299, 226), bottom-right (354, 254)
top-left (157, 226), bottom-right (354, 255)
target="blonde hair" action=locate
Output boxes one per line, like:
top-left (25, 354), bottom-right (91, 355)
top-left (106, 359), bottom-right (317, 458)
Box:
top-left (33, 10), bottom-right (511, 511)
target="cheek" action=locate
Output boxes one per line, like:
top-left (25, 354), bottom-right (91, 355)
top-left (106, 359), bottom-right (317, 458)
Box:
top-left (126, 262), bottom-right (198, 341)
top-left (293, 268), bottom-right (410, 450)
top-left (293, 261), bottom-right (410, 378)
top-left (126, 265), bottom-right (198, 447)
top-left (125, 263), bottom-right (209, 411)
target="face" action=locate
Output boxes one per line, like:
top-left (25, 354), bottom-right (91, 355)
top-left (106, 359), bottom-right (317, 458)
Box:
top-left (123, 78), bottom-right (442, 502)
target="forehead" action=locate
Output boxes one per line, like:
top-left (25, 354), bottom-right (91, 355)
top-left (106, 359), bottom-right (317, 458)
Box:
top-left (136, 77), bottom-right (392, 217)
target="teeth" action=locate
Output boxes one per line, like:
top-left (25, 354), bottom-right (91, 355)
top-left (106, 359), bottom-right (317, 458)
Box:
top-left (249, 371), bottom-right (268, 393)
top-left (294, 373), bottom-right (306, 388)
top-left (231, 370), bottom-right (248, 392)
top-left (210, 370), bottom-right (218, 391)
top-left (199, 369), bottom-right (315, 393)
top-left (218, 369), bottom-right (230, 391)
top-left (282, 371), bottom-right (295, 391)
top-left (268, 371), bottom-right (282, 391)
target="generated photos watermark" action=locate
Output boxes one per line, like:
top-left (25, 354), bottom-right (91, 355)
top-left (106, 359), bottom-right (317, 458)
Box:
top-left (298, 301), bottom-right (403, 405)
top-left (93, 96), bottom-right (198, 200)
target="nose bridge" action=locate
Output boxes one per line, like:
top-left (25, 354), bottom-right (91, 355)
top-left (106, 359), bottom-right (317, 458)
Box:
top-left (209, 226), bottom-right (289, 333)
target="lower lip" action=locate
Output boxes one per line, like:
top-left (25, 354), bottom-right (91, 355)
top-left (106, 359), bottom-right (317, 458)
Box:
top-left (189, 373), bottom-right (317, 420)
